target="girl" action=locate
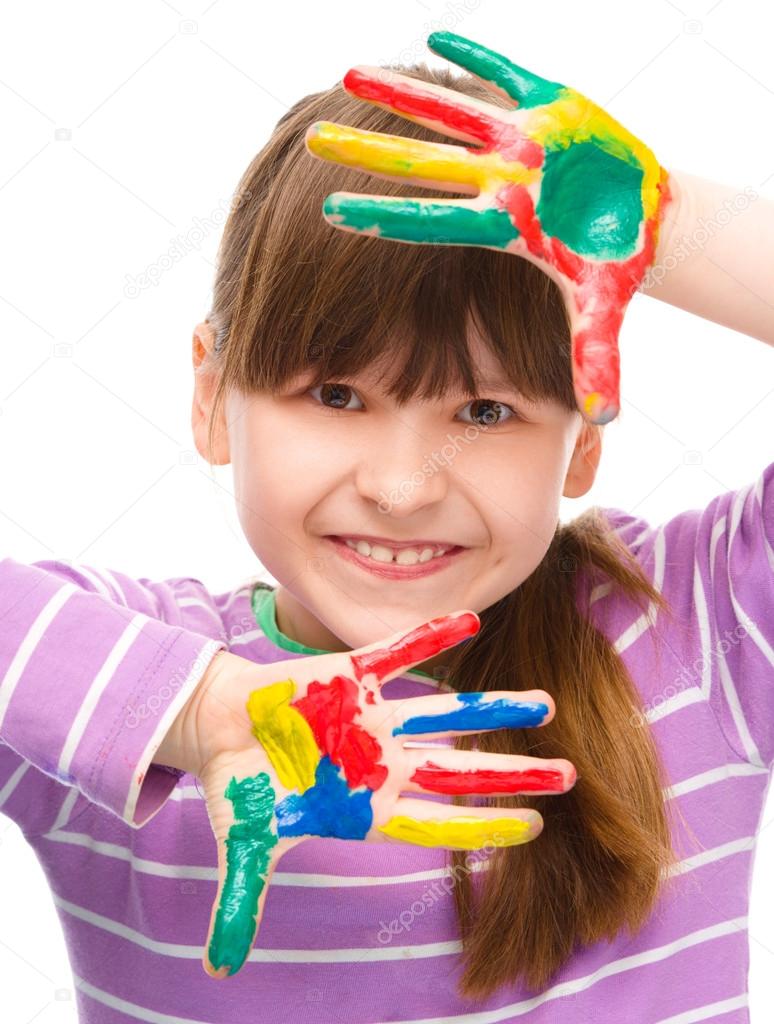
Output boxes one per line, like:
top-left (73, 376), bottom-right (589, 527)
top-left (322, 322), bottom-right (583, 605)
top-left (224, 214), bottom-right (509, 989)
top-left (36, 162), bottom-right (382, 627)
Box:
top-left (2, 29), bottom-right (773, 1024)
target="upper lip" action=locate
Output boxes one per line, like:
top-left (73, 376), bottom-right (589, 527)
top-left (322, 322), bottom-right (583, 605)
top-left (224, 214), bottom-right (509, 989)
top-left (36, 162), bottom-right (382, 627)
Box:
top-left (329, 534), bottom-right (464, 550)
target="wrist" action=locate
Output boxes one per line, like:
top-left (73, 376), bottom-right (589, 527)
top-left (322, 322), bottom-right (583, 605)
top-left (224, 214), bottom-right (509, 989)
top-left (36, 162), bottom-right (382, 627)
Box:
top-left (650, 166), bottom-right (685, 274)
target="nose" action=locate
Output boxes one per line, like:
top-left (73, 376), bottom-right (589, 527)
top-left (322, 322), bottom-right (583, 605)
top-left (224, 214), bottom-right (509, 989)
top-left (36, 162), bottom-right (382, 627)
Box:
top-left (354, 427), bottom-right (450, 517)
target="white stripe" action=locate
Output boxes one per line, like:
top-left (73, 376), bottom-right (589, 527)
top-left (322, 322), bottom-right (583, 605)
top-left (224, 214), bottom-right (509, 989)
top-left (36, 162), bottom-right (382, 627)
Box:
top-left (41, 827), bottom-right (488, 885)
top-left (730, 590), bottom-right (774, 670)
top-left (653, 993), bottom-right (748, 1024)
top-left (664, 761), bottom-right (767, 800)
top-left (612, 526), bottom-right (663, 653)
top-left (42, 821), bottom-right (751, 895)
top-left (121, 637), bottom-right (225, 825)
top-left (70, 966), bottom-right (751, 1024)
top-left (372, 917), bottom-right (749, 1024)
top-left (218, 583), bottom-right (254, 612)
top-left (97, 566), bottom-right (129, 606)
top-left (74, 973), bottom-right (214, 1024)
top-left (65, 562), bottom-right (113, 599)
top-left (0, 760), bottom-right (30, 808)
top-left (716, 642), bottom-right (764, 767)
top-left (669, 836), bottom-right (756, 876)
top-left (166, 784), bottom-right (203, 801)
top-left (48, 786), bottom-right (83, 833)
top-left (61, 906), bottom-right (748, 1022)
top-left (54, 893), bottom-right (461, 962)
top-left (646, 685), bottom-right (706, 723)
top-left (691, 550), bottom-right (714, 700)
top-left (759, 469), bottom-right (774, 573)
top-left (177, 597), bottom-right (223, 627)
top-left (230, 627), bottom-right (280, 647)
top-left (588, 580), bottom-right (613, 604)
top-left (0, 580), bottom-right (75, 730)
top-left (59, 612), bottom-right (150, 775)
top-left (614, 610), bottom-right (656, 655)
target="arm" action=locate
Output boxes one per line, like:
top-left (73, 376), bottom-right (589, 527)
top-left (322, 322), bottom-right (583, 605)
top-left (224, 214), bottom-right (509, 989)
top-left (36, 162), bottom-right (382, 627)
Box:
top-left (0, 557), bottom-right (226, 834)
top-left (642, 169), bottom-right (774, 347)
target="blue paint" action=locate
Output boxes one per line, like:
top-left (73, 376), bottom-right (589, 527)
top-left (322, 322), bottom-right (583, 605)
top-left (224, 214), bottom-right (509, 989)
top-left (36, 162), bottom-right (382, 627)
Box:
top-left (276, 755), bottom-right (373, 839)
top-left (392, 692), bottom-right (549, 736)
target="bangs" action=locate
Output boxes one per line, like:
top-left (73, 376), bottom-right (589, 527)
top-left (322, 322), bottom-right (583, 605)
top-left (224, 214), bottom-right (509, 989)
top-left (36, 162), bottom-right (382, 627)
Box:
top-left (209, 62), bottom-right (577, 413)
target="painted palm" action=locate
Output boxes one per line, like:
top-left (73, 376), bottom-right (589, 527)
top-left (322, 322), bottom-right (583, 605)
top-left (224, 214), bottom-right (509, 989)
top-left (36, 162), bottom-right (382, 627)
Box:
top-left (305, 31), bottom-right (672, 425)
top-left (200, 610), bottom-right (575, 978)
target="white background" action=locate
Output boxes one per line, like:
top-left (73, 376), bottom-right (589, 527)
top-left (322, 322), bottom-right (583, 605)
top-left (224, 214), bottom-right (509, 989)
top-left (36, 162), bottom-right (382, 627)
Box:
top-left (0, 0), bottom-right (773, 1021)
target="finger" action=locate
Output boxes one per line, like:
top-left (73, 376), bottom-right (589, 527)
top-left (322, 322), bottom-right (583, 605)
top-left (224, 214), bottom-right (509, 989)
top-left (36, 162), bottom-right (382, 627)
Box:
top-left (348, 609), bottom-right (480, 688)
top-left (341, 64), bottom-right (541, 167)
top-left (321, 192), bottom-right (520, 249)
top-left (427, 31), bottom-right (566, 111)
top-left (570, 312), bottom-right (624, 425)
top-left (203, 770), bottom-right (283, 979)
top-left (378, 796), bottom-right (543, 849)
top-left (388, 689), bottom-right (554, 738)
top-left (399, 747), bottom-right (576, 796)
top-left (306, 121), bottom-right (500, 195)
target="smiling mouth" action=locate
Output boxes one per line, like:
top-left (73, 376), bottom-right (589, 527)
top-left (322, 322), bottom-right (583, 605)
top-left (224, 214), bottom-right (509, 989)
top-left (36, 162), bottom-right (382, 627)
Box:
top-left (323, 535), bottom-right (467, 580)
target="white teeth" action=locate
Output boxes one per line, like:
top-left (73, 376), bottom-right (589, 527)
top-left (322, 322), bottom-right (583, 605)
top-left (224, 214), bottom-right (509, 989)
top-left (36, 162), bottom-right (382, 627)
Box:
top-left (342, 538), bottom-right (449, 564)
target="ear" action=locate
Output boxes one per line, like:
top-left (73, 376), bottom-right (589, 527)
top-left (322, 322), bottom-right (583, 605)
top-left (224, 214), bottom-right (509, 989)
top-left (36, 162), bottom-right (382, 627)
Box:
top-left (562, 420), bottom-right (603, 498)
top-left (191, 321), bottom-right (230, 466)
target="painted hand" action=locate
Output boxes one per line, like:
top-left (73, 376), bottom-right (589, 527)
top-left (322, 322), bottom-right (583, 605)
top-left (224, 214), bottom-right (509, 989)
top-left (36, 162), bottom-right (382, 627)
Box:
top-left (193, 610), bottom-right (576, 978)
top-left (304, 31), bottom-right (673, 425)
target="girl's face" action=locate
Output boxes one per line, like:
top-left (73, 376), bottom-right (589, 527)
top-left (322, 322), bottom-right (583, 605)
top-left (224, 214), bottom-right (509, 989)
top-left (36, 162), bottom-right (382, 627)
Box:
top-left (192, 320), bottom-right (601, 674)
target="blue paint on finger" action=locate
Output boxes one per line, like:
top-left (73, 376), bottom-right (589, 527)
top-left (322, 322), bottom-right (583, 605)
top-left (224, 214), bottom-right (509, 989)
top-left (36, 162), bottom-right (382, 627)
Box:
top-left (392, 692), bottom-right (549, 736)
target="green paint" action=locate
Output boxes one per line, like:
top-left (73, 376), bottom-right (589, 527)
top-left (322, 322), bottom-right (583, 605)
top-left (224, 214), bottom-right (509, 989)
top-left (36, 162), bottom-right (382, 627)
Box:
top-left (208, 772), bottom-right (279, 976)
top-left (323, 195), bottom-right (519, 249)
top-left (536, 142), bottom-right (644, 259)
top-left (427, 31), bottom-right (565, 109)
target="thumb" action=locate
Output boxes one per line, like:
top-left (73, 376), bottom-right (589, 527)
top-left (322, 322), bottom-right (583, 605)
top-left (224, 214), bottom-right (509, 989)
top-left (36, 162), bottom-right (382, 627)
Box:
top-left (202, 769), bottom-right (293, 979)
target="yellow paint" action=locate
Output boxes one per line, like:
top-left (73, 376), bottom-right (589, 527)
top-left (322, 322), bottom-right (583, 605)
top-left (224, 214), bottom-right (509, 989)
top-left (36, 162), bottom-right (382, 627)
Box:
top-left (522, 90), bottom-right (663, 221)
top-left (307, 121), bottom-right (540, 193)
top-left (378, 814), bottom-right (534, 849)
top-left (246, 680), bottom-right (319, 794)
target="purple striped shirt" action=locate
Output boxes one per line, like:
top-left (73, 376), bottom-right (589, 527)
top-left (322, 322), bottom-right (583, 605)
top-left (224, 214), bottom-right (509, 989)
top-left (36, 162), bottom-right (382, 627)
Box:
top-left (1, 461), bottom-right (773, 1023)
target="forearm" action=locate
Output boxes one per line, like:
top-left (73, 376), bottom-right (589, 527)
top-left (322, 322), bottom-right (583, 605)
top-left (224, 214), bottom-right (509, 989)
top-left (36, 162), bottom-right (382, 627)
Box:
top-left (641, 168), bottom-right (774, 347)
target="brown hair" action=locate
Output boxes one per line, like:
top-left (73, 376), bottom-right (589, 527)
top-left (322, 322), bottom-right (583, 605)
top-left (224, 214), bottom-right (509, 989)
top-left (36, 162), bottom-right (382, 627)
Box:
top-left (201, 62), bottom-right (699, 998)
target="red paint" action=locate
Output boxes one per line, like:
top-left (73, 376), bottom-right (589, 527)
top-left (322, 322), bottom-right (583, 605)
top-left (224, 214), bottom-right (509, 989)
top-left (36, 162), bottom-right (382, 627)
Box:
top-left (410, 760), bottom-right (571, 795)
top-left (349, 612), bottom-right (479, 683)
top-left (365, 691), bottom-right (376, 705)
top-left (293, 675), bottom-right (388, 790)
top-left (342, 68), bottom-right (543, 168)
top-left (497, 172), bottom-right (672, 414)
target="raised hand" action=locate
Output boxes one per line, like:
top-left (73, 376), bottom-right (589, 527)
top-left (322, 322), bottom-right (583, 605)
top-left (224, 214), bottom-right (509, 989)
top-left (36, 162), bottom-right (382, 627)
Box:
top-left (304, 31), bottom-right (673, 425)
top-left (182, 610), bottom-right (576, 978)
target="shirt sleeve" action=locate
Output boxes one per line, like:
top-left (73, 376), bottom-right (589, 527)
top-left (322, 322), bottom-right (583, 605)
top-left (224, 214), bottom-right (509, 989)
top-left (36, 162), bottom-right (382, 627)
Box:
top-left (0, 557), bottom-right (228, 834)
top-left (606, 460), bottom-right (774, 768)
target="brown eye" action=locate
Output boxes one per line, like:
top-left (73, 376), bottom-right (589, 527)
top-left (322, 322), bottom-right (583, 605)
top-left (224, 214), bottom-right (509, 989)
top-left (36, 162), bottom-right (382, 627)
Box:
top-left (459, 398), bottom-right (517, 428)
top-left (308, 383), bottom-right (364, 411)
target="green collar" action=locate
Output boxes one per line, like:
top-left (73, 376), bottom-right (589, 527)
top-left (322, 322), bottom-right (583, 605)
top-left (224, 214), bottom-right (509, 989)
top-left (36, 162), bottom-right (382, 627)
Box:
top-left (250, 584), bottom-right (435, 679)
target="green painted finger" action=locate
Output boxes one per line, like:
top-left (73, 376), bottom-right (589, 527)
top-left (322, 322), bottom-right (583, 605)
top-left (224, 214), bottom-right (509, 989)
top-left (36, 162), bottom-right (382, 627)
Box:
top-left (207, 773), bottom-right (279, 977)
top-left (322, 194), bottom-right (520, 248)
top-left (427, 30), bottom-right (566, 110)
